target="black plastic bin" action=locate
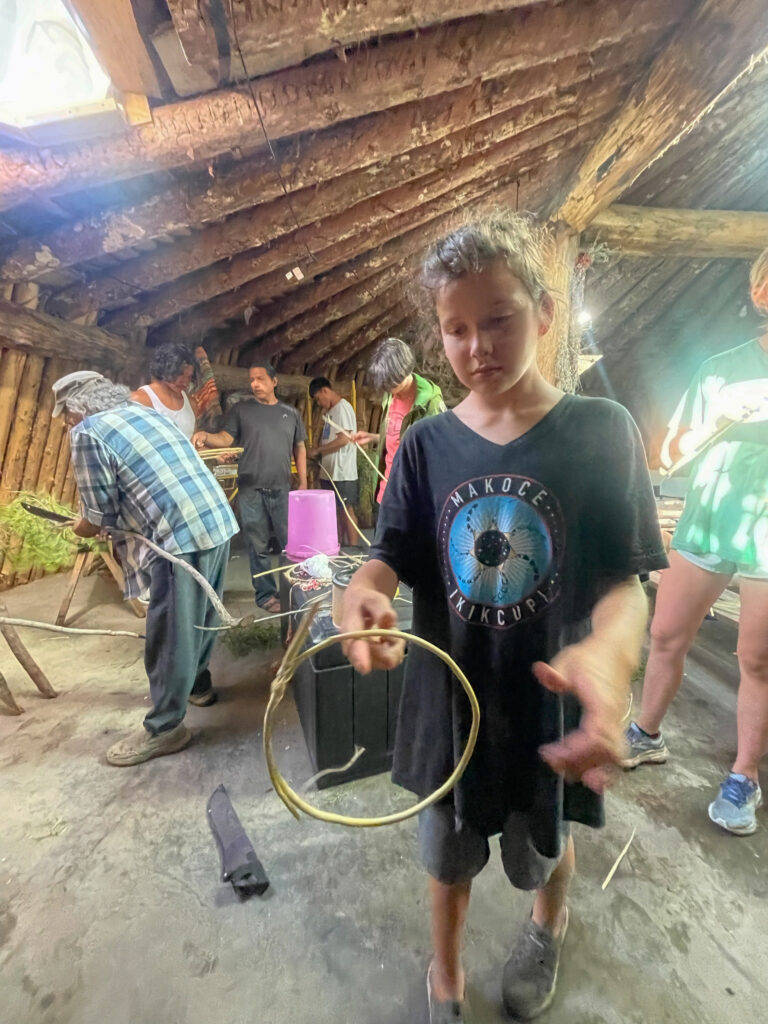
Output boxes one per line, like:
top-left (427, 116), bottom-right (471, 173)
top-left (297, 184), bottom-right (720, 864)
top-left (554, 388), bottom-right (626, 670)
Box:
top-left (288, 586), bottom-right (412, 788)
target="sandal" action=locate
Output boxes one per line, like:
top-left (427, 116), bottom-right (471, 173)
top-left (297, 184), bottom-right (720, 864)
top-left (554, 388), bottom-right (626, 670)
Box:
top-left (259, 596), bottom-right (281, 614)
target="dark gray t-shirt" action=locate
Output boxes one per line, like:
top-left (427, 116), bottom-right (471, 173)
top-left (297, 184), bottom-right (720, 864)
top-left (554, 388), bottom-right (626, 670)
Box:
top-left (370, 395), bottom-right (667, 854)
top-left (223, 399), bottom-right (307, 490)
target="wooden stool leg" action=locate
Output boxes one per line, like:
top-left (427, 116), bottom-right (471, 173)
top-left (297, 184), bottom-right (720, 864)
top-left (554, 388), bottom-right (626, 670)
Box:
top-left (99, 548), bottom-right (146, 619)
top-left (55, 549), bottom-right (91, 626)
top-left (0, 667), bottom-right (23, 715)
top-left (0, 599), bottom-right (56, 698)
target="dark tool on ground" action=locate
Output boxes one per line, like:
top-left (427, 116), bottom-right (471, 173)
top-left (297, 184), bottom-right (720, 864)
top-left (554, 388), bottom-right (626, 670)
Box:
top-left (207, 784), bottom-right (270, 899)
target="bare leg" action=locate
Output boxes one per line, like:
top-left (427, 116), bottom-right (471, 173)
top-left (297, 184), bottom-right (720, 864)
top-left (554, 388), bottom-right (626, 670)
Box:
top-left (637, 551), bottom-right (730, 734)
top-left (532, 835), bottom-right (574, 936)
top-left (428, 878), bottom-right (471, 1002)
top-left (732, 580), bottom-right (768, 781)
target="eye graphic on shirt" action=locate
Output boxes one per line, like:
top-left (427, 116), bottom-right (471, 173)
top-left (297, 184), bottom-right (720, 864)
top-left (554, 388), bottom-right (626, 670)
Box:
top-left (438, 475), bottom-right (564, 628)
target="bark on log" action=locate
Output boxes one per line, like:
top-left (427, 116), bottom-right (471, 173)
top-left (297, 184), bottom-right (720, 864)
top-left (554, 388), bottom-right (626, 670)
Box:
top-left (47, 84), bottom-right (619, 319)
top-left (0, 350), bottom-right (26, 466)
top-left (0, 45), bottom-right (646, 282)
top-left (248, 262), bottom-right (409, 365)
top-left (0, 299), bottom-right (140, 375)
top-left (104, 125), bottom-right (601, 333)
top-left (309, 307), bottom-right (414, 377)
top-left (165, 0), bottom-right (223, 84)
top-left (204, 0), bottom-right (548, 80)
top-left (281, 285), bottom-right (407, 372)
top-left (210, 364), bottom-right (357, 399)
top-left (586, 204), bottom-right (768, 260)
top-left (540, 225), bottom-right (579, 390)
top-left (147, 166), bottom-right (542, 347)
top-left (0, 0), bottom-right (685, 210)
top-left (556, 0), bottom-right (768, 231)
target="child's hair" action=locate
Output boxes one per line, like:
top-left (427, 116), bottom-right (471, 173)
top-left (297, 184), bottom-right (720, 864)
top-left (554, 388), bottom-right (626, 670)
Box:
top-left (749, 245), bottom-right (768, 316)
top-left (367, 337), bottom-right (416, 392)
top-left (420, 212), bottom-right (550, 303)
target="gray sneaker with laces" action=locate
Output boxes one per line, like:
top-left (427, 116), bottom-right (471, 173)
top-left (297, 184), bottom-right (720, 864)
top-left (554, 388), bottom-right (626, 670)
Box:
top-left (622, 721), bottom-right (669, 769)
top-left (502, 909), bottom-right (568, 1020)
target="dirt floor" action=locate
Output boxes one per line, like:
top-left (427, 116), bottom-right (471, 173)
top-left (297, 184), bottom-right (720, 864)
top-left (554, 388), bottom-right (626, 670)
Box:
top-left (1, 555), bottom-right (767, 1024)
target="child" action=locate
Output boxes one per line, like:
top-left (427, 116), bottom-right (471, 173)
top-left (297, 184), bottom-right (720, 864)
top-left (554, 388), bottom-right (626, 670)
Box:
top-left (340, 214), bottom-right (667, 1022)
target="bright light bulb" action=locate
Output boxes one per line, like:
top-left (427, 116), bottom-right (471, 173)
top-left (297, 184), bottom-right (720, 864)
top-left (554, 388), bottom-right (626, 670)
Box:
top-left (577, 309), bottom-right (592, 326)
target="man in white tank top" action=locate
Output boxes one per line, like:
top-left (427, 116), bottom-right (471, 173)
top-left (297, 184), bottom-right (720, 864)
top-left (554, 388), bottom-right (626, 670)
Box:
top-left (131, 343), bottom-right (197, 439)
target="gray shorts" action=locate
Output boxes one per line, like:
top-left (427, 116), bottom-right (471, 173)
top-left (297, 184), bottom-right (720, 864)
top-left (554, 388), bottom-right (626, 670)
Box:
top-left (418, 803), bottom-right (570, 891)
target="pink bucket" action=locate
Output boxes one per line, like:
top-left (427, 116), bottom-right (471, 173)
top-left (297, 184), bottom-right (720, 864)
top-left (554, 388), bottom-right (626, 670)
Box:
top-left (285, 489), bottom-right (340, 561)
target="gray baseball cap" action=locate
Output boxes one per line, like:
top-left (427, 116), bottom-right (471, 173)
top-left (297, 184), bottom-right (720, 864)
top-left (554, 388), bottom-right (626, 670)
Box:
top-left (52, 371), bottom-right (106, 417)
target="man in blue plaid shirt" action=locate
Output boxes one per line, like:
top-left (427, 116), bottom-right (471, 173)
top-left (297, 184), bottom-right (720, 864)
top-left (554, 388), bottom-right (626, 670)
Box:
top-left (52, 371), bottom-right (239, 767)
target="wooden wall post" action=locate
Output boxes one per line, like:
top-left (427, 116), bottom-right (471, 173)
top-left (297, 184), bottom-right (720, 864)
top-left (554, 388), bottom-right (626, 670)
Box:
top-left (540, 224), bottom-right (579, 389)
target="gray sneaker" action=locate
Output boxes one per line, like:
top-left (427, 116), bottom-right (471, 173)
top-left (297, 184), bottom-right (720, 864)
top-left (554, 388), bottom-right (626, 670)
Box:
top-left (708, 774), bottom-right (763, 835)
top-left (502, 908), bottom-right (568, 1020)
top-left (621, 721), bottom-right (669, 769)
top-left (427, 964), bottom-right (469, 1023)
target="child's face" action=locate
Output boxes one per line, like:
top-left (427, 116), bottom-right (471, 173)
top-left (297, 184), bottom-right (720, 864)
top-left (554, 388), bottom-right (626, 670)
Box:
top-left (435, 259), bottom-right (552, 396)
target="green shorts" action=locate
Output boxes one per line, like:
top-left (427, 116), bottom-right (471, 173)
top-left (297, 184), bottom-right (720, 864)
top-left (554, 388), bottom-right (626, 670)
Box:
top-left (675, 547), bottom-right (768, 581)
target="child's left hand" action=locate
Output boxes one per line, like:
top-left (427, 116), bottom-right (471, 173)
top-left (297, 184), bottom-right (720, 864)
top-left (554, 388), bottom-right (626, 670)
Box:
top-left (533, 637), bottom-right (630, 794)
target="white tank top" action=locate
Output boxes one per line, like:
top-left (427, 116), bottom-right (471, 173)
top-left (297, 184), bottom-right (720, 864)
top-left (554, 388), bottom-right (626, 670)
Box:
top-left (138, 385), bottom-right (196, 439)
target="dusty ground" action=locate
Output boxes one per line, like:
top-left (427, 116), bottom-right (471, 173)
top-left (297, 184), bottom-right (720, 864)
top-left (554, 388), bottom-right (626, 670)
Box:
top-left (1, 557), bottom-right (766, 1024)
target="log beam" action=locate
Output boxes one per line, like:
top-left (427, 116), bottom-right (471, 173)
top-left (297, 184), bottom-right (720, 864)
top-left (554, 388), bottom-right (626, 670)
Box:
top-left (0, 300), bottom-right (140, 376)
top-left (49, 87), bottom-right (618, 320)
top-left (0, 0), bottom-right (685, 210)
top-left (103, 126), bottom-right (602, 334)
top-left (165, 1), bottom-right (224, 84)
top-left (222, 0), bottom-right (547, 79)
top-left (280, 287), bottom-right (406, 372)
top-left (586, 204), bottom-right (768, 260)
top-left (70, 0), bottom-right (163, 98)
top-left (556, 0), bottom-right (768, 231)
top-left (0, 48), bottom-right (644, 281)
top-left (210, 364), bottom-right (358, 399)
top-left (246, 262), bottom-right (409, 365)
top-left (148, 156), bottom-right (565, 347)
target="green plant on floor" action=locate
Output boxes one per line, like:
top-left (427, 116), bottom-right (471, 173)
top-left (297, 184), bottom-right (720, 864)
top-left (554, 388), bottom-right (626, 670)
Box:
top-left (219, 619), bottom-right (281, 657)
top-left (0, 492), bottom-right (106, 573)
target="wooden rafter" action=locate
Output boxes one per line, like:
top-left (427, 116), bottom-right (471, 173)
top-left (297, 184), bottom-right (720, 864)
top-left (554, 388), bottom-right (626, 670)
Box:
top-left (556, 0), bottom-right (768, 230)
top-left (586, 205), bottom-right (768, 260)
top-left (148, 151), bottom-right (576, 348)
top-left (48, 85), bottom-right (618, 321)
top-left (310, 308), bottom-right (415, 377)
top-left (179, 0), bottom-right (549, 82)
top-left (0, 0), bottom-right (684, 211)
top-left (69, 0), bottom-right (163, 98)
top-left (0, 43), bottom-right (647, 283)
top-left (101, 124), bottom-right (603, 334)
top-left (247, 262), bottom-right (410, 366)
top-left (280, 285), bottom-right (407, 372)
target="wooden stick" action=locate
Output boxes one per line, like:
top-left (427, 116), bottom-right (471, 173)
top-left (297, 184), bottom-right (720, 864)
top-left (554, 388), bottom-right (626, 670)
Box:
top-left (0, 668), bottom-right (22, 715)
top-left (0, 616), bottom-right (143, 639)
top-left (601, 827), bottom-right (637, 890)
top-left (0, 598), bottom-right (56, 698)
top-left (55, 549), bottom-right (90, 626)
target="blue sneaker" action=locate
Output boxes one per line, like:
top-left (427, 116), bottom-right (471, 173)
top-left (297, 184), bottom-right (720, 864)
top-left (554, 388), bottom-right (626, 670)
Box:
top-left (708, 774), bottom-right (763, 835)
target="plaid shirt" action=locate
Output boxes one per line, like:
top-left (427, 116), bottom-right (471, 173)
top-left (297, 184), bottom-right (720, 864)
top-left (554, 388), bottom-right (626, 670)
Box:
top-left (70, 404), bottom-right (238, 598)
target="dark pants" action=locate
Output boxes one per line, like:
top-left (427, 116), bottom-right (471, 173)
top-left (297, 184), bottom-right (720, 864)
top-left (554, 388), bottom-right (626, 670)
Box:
top-left (238, 486), bottom-right (289, 605)
top-left (143, 541), bottom-right (230, 735)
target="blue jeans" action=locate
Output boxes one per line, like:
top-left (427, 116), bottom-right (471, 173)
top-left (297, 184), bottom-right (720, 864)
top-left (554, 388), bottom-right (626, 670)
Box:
top-left (238, 487), bottom-right (289, 605)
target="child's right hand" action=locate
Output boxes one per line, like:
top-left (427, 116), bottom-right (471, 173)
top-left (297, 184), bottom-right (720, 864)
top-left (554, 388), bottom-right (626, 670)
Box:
top-left (340, 585), bottom-right (405, 674)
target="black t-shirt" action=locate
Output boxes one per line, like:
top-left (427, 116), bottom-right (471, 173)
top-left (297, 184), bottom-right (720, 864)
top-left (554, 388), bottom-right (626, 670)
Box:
top-left (223, 399), bottom-right (307, 490)
top-left (370, 395), bottom-right (667, 854)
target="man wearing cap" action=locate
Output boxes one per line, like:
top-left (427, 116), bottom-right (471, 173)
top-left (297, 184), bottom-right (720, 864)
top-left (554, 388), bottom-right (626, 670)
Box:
top-left (52, 371), bottom-right (239, 766)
